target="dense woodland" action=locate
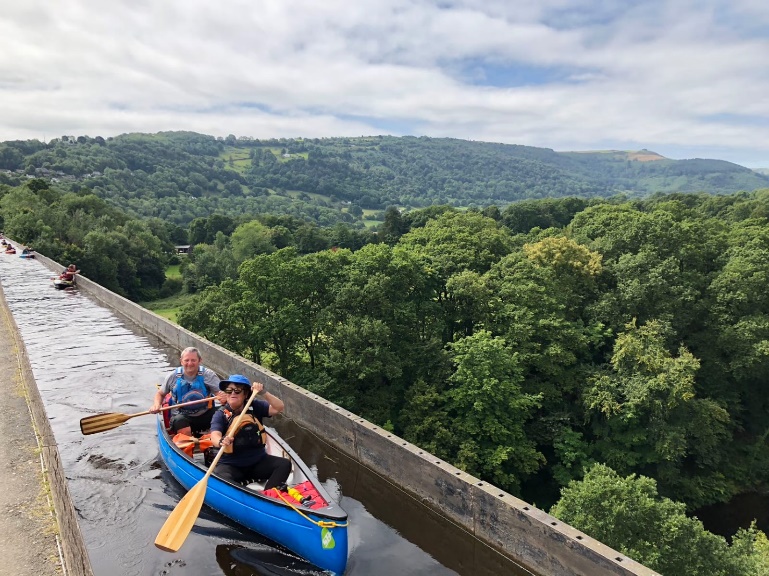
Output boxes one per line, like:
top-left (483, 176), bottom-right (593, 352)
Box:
top-left (1, 132), bottom-right (767, 226)
top-left (2, 132), bottom-right (769, 574)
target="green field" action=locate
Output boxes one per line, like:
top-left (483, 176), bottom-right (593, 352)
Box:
top-left (138, 265), bottom-right (191, 322)
top-left (362, 208), bottom-right (383, 228)
top-left (220, 146), bottom-right (252, 174)
top-left (269, 148), bottom-right (309, 162)
top-left (165, 264), bottom-right (181, 279)
top-left (140, 292), bottom-right (192, 323)
top-left (220, 146), bottom-right (309, 174)
top-left (285, 189), bottom-right (334, 203)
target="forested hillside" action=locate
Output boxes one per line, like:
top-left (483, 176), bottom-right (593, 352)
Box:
top-left (1, 132), bottom-right (767, 226)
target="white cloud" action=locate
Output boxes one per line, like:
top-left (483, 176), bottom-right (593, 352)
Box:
top-left (1, 0), bottom-right (768, 167)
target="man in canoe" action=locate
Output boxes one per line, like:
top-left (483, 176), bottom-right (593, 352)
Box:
top-left (151, 347), bottom-right (225, 436)
top-left (210, 374), bottom-right (291, 490)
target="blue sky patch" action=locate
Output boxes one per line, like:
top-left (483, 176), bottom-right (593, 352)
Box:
top-left (450, 58), bottom-right (587, 88)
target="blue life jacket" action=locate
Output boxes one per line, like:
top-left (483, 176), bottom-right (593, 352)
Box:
top-left (171, 366), bottom-right (210, 416)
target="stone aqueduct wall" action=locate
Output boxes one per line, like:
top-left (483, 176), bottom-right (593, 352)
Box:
top-left (35, 252), bottom-right (659, 576)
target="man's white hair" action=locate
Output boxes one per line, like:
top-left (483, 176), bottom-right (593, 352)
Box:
top-left (180, 347), bottom-right (201, 360)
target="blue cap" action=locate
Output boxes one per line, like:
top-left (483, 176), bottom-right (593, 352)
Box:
top-left (219, 374), bottom-right (251, 391)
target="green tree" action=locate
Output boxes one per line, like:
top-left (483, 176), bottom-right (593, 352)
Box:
top-left (199, 214), bottom-right (235, 242)
top-left (584, 319), bottom-right (731, 507)
top-left (236, 248), bottom-right (349, 377)
top-left (120, 220), bottom-right (167, 299)
top-left (484, 236), bottom-right (606, 490)
top-left (80, 229), bottom-right (132, 296)
top-left (188, 217), bottom-right (208, 245)
top-left (183, 234), bottom-right (237, 293)
top-left (399, 211), bottom-right (512, 342)
top-left (551, 464), bottom-right (755, 576)
top-left (321, 243), bottom-right (440, 424)
top-left (708, 220), bottom-right (769, 398)
top-left (0, 186), bottom-right (50, 234)
top-left (293, 223), bottom-right (329, 253)
top-left (702, 220), bottom-right (769, 488)
top-left (730, 523), bottom-right (769, 576)
top-left (177, 279), bottom-right (258, 361)
top-left (230, 219), bottom-right (275, 262)
top-left (570, 202), bottom-right (727, 341)
top-left (445, 330), bottom-right (543, 492)
top-left (380, 206), bottom-right (406, 244)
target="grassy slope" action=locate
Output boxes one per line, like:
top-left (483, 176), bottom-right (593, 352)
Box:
top-left (140, 292), bottom-right (192, 323)
top-left (139, 265), bottom-right (189, 322)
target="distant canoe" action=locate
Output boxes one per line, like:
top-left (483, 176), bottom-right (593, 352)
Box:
top-left (156, 417), bottom-right (349, 574)
top-left (53, 278), bottom-right (76, 290)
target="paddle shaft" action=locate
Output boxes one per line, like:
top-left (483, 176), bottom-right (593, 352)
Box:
top-left (79, 396), bottom-right (219, 435)
top-left (91, 396), bottom-right (217, 421)
top-left (155, 387), bottom-right (261, 552)
top-left (139, 396), bottom-right (219, 418)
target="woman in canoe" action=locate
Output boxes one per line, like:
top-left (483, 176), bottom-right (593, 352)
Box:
top-left (209, 374), bottom-right (291, 490)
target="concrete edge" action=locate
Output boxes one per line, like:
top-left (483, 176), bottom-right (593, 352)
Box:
top-left (31, 251), bottom-right (660, 576)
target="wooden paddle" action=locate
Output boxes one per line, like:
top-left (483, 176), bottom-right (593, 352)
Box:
top-left (155, 387), bottom-right (259, 553)
top-left (79, 397), bottom-right (216, 435)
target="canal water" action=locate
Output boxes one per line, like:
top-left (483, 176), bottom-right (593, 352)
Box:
top-left (0, 254), bottom-right (529, 576)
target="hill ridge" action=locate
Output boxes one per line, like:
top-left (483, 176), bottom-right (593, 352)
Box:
top-left (1, 132), bottom-right (767, 225)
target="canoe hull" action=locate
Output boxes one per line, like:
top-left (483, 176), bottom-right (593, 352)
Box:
top-left (156, 418), bottom-right (348, 574)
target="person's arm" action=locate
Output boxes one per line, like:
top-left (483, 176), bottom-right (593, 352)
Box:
top-left (150, 389), bottom-right (164, 413)
top-left (252, 382), bottom-right (284, 416)
top-left (150, 377), bottom-right (170, 413)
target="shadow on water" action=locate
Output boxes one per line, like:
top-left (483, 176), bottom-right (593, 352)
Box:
top-left (0, 255), bottom-right (531, 576)
top-left (216, 544), bottom-right (326, 576)
top-left (693, 492), bottom-right (769, 538)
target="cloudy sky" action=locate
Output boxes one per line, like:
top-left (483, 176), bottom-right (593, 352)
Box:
top-left (2, 0), bottom-right (768, 168)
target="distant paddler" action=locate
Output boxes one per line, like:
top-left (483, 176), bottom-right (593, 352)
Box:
top-left (59, 263), bottom-right (80, 281)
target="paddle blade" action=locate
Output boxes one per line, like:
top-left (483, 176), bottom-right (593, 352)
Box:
top-left (155, 478), bottom-right (209, 552)
top-left (79, 413), bottom-right (131, 435)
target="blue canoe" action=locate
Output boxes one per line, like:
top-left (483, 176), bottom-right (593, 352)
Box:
top-left (156, 417), bottom-right (349, 574)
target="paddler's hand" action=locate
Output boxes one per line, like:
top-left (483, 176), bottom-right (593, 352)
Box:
top-left (215, 391), bottom-right (227, 404)
top-left (150, 402), bottom-right (162, 413)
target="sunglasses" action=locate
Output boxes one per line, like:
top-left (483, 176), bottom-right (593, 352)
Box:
top-left (223, 388), bottom-right (245, 395)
